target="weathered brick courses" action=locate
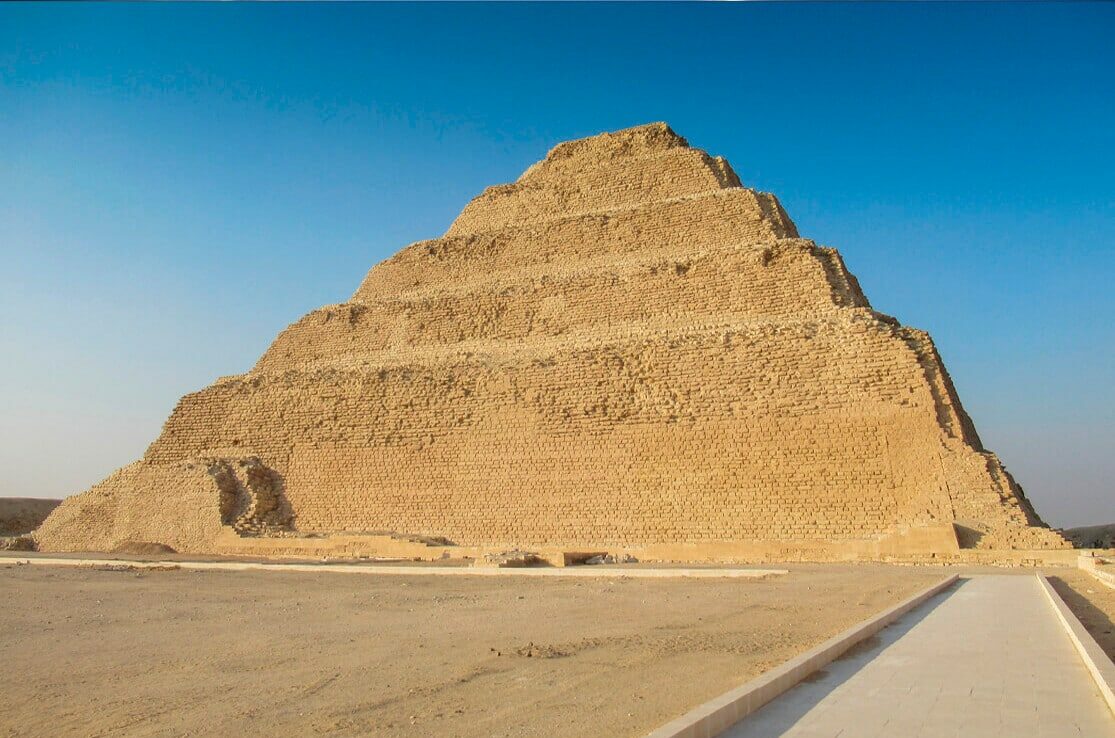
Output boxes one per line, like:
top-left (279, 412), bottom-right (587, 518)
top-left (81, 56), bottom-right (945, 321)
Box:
top-left (33, 123), bottom-right (1068, 555)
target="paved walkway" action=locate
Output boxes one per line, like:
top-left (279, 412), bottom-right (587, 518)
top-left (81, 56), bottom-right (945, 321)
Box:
top-left (726, 576), bottom-right (1115, 738)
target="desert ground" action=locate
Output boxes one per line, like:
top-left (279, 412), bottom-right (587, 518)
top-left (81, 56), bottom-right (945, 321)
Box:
top-left (0, 562), bottom-right (946, 738)
top-left (1051, 568), bottom-right (1115, 658)
top-left (2, 560), bottom-right (1111, 738)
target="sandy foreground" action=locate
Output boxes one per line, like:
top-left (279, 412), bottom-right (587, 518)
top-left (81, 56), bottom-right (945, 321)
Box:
top-left (2, 562), bottom-right (1112, 738)
top-left (0, 562), bottom-right (952, 738)
top-left (1051, 569), bottom-right (1115, 659)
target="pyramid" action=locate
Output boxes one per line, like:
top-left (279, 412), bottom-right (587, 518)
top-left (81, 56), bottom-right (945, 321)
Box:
top-left (34, 123), bottom-right (1068, 559)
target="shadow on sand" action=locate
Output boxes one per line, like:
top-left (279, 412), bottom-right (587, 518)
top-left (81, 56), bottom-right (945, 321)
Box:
top-left (1049, 575), bottom-right (1115, 659)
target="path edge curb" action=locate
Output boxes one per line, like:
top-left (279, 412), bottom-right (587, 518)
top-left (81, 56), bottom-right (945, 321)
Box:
top-left (643, 573), bottom-right (960, 738)
top-left (1037, 574), bottom-right (1115, 716)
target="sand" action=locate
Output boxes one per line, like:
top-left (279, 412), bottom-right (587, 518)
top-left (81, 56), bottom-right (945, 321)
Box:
top-left (0, 563), bottom-right (945, 738)
top-left (1050, 569), bottom-right (1115, 660)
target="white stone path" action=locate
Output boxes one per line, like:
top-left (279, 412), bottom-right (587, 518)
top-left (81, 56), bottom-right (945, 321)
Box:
top-left (725, 576), bottom-right (1115, 738)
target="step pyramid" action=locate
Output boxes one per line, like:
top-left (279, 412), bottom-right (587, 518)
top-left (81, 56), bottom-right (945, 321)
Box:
top-left (34, 123), bottom-right (1068, 558)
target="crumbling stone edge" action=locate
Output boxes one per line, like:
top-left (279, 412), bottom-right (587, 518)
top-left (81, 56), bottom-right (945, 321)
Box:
top-left (1037, 574), bottom-right (1115, 717)
top-left (643, 574), bottom-right (960, 738)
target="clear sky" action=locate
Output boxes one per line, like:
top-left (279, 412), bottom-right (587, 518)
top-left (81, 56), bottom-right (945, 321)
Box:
top-left (1, 3), bottom-right (1111, 527)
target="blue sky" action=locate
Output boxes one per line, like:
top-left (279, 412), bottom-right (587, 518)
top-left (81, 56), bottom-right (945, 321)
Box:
top-left (1, 3), bottom-right (1111, 527)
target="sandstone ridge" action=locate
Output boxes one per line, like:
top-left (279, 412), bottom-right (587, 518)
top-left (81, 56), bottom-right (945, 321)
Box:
top-left (34, 123), bottom-right (1068, 559)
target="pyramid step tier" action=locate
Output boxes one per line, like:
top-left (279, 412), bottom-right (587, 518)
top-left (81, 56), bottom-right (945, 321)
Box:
top-left (357, 187), bottom-right (798, 300)
top-left (377, 237), bottom-right (836, 303)
top-left (160, 309), bottom-right (972, 466)
top-left (250, 311), bottom-right (977, 452)
top-left (447, 145), bottom-right (745, 237)
top-left (263, 239), bottom-right (867, 372)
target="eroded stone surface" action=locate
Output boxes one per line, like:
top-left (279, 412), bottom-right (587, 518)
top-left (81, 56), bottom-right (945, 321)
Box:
top-left (33, 123), bottom-right (1067, 556)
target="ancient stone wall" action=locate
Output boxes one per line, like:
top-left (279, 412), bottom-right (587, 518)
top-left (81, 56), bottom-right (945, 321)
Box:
top-left (32, 462), bottom-right (226, 553)
top-left (34, 122), bottom-right (1067, 555)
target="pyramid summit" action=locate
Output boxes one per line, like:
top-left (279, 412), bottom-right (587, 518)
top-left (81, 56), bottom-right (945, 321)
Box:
top-left (33, 123), bottom-right (1068, 561)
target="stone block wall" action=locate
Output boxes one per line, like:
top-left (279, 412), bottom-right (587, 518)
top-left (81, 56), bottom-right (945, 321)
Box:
top-left (33, 122), bottom-right (1067, 555)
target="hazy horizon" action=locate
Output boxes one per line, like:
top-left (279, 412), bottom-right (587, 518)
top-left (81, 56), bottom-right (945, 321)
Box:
top-left (1, 3), bottom-right (1111, 528)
